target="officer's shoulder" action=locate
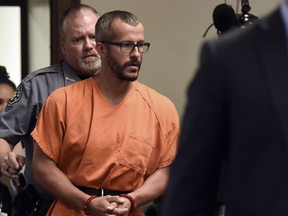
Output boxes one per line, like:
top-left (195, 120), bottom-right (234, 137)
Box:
top-left (23, 63), bottom-right (62, 83)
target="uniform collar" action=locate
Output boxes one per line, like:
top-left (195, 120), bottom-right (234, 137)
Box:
top-left (280, 0), bottom-right (288, 51)
top-left (61, 60), bottom-right (82, 86)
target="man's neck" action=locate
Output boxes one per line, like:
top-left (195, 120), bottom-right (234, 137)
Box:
top-left (75, 68), bottom-right (101, 80)
top-left (92, 71), bottom-right (136, 107)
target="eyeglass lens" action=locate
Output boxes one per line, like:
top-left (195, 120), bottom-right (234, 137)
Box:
top-left (121, 42), bottom-right (149, 53)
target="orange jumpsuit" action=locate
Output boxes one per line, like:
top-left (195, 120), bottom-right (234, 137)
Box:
top-left (31, 77), bottom-right (180, 216)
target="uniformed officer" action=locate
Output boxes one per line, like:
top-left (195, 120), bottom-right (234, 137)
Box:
top-left (0, 4), bottom-right (101, 216)
top-left (0, 66), bottom-right (17, 216)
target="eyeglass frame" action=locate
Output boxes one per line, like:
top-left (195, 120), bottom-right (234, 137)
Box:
top-left (100, 41), bottom-right (150, 53)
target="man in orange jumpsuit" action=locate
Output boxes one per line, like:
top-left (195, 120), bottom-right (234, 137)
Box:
top-left (31, 10), bottom-right (180, 216)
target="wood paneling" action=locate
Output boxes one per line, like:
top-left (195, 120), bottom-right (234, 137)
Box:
top-left (50, 0), bottom-right (80, 65)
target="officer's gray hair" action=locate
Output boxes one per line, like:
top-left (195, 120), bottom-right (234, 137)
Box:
top-left (95, 10), bottom-right (140, 42)
top-left (60, 4), bottom-right (100, 40)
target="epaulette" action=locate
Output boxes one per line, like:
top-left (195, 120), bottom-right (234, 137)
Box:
top-left (23, 63), bottom-right (61, 83)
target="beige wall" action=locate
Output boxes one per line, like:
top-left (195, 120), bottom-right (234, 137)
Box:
top-left (0, 7), bottom-right (21, 85)
top-left (27, 0), bottom-right (281, 121)
top-left (28, 0), bottom-right (50, 73)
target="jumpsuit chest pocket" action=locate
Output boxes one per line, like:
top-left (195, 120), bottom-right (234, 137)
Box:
top-left (120, 133), bottom-right (155, 175)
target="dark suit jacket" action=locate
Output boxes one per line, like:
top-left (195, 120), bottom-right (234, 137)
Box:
top-left (161, 7), bottom-right (288, 216)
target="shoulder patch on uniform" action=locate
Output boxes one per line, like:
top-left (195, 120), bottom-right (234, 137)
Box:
top-left (7, 84), bottom-right (23, 107)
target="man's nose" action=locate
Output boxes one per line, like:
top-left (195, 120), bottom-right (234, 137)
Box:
top-left (130, 46), bottom-right (141, 58)
top-left (84, 38), bottom-right (95, 50)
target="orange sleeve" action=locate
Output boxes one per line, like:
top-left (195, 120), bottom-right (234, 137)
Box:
top-left (31, 89), bottom-right (66, 163)
top-left (157, 104), bottom-right (180, 169)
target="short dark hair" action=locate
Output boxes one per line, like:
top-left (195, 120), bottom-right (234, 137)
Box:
top-left (95, 10), bottom-right (140, 42)
top-left (0, 66), bottom-right (16, 90)
top-left (60, 4), bottom-right (100, 40)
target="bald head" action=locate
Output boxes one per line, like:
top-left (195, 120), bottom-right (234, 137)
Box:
top-left (60, 4), bottom-right (99, 41)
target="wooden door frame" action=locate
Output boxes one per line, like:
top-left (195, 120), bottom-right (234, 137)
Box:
top-left (50, 0), bottom-right (80, 65)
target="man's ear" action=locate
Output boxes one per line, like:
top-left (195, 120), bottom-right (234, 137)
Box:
top-left (96, 42), bottom-right (107, 58)
top-left (59, 38), bottom-right (67, 56)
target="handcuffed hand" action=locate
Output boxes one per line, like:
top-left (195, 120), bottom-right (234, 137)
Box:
top-left (87, 195), bottom-right (129, 216)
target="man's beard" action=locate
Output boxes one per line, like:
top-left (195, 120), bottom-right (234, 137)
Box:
top-left (79, 51), bottom-right (101, 74)
top-left (107, 54), bottom-right (141, 82)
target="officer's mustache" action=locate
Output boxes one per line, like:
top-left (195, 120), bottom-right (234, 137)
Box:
top-left (82, 50), bottom-right (100, 59)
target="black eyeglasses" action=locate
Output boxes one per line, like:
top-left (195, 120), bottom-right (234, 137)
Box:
top-left (100, 41), bottom-right (150, 53)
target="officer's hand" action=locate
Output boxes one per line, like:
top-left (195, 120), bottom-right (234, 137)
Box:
top-left (88, 195), bottom-right (128, 216)
top-left (1, 152), bottom-right (26, 179)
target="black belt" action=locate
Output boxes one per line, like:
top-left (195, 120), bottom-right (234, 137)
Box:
top-left (75, 185), bottom-right (130, 196)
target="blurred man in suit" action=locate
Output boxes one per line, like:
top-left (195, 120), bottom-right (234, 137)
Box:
top-left (162, 0), bottom-right (288, 215)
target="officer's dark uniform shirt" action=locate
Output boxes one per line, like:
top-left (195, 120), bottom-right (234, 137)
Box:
top-left (0, 60), bottom-right (82, 201)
